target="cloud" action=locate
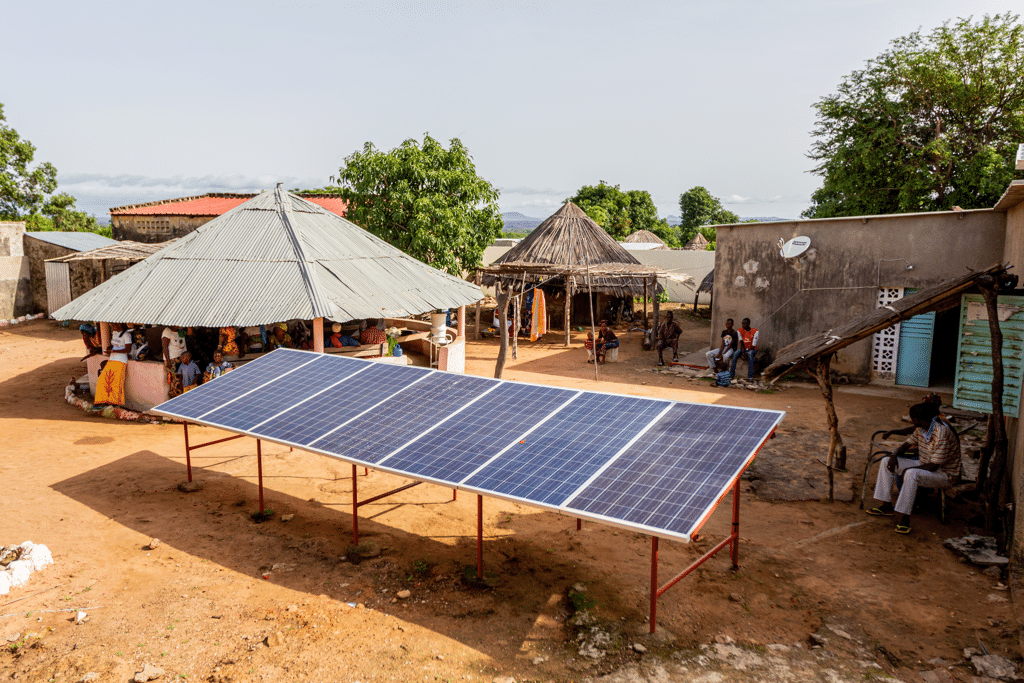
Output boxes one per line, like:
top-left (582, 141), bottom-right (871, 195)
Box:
top-left (722, 193), bottom-right (803, 206)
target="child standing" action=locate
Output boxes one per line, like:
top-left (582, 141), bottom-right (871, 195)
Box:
top-left (178, 351), bottom-right (202, 392)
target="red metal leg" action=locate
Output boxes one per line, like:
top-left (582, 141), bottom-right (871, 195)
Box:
top-left (352, 464), bottom-right (359, 545)
top-left (649, 536), bottom-right (659, 633)
top-left (577, 518), bottom-right (582, 531)
top-left (453, 488), bottom-right (457, 501)
top-left (183, 423), bottom-right (192, 482)
top-left (256, 439), bottom-right (264, 514)
top-left (731, 478), bottom-right (740, 569)
top-left (477, 495), bottom-right (483, 579)
top-left (364, 467), bottom-right (369, 476)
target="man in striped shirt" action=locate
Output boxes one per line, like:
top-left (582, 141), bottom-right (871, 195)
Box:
top-left (867, 402), bottom-right (960, 534)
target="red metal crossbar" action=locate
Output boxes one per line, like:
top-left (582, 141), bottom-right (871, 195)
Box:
top-left (182, 422), bottom-right (246, 482)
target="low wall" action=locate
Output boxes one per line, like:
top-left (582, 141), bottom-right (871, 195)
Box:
top-left (86, 356), bottom-right (169, 413)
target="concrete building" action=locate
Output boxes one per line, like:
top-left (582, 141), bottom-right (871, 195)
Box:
top-left (22, 231), bottom-right (117, 314)
top-left (110, 193), bottom-right (347, 243)
top-left (0, 222), bottom-right (31, 319)
top-left (711, 209), bottom-right (1006, 385)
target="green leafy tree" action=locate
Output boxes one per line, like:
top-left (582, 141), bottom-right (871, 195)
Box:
top-left (1, 102), bottom-right (104, 233)
top-left (678, 186), bottom-right (738, 244)
top-left (332, 135), bottom-right (503, 275)
top-left (567, 181), bottom-right (677, 243)
top-left (804, 13), bottom-right (1024, 218)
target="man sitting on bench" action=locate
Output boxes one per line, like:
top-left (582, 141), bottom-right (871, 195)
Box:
top-left (866, 402), bottom-right (960, 534)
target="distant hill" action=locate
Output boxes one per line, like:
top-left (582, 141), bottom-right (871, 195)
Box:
top-left (665, 215), bottom-right (792, 226)
top-left (502, 212), bottom-right (544, 233)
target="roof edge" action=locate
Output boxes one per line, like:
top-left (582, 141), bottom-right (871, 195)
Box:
top-left (707, 207), bottom-right (995, 230)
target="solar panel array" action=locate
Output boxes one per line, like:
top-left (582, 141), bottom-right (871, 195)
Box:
top-left (153, 349), bottom-right (783, 541)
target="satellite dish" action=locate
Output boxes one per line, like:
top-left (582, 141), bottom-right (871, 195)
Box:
top-left (779, 236), bottom-right (811, 258)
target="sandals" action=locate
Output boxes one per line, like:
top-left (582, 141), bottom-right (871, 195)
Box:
top-left (657, 360), bottom-right (664, 367)
top-left (894, 525), bottom-right (912, 535)
top-left (866, 506), bottom-right (893, 516)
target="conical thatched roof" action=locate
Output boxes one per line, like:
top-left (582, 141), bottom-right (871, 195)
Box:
top-left (684, 233), bottom-right (710, 250)
top-left (481, 202), bottom-right (656, 295)
top-left (623, 229), bottom-right (666, 246)
top-left (53, 186), bottom-right (482, 327)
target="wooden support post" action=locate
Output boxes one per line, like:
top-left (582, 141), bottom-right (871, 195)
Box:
top-left (651, 275), bottom-right (660, 347)
top-left (99, 321), bottom-right (111, 354)
top-left (564, 278), bottom-right (573, 347)
top-left (980, 280), bottom-right (1009, 531)
top-left (313, 317), bottom-right (324, 353)
top-left (457, 305), bottom-right (466, 339)
top-left (474, 271), bottom-right (482, 340)
top-left (494, 284), bottom-right (510, 379)
top-left (643, 279), bottom-right (649, 333)
top-left (810, 354), bottom-right (844, 502)
top-left (512, 289), bottom-right (520, 361)
top-left (256, 439), bottom-right (265, 514)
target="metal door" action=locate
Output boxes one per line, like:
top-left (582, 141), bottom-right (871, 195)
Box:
top-left (895, 310), bottom-right (936, 387)
top-left (44, 261), bottom-right (71, 315)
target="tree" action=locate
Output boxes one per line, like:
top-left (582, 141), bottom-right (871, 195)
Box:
top-left (567, 181), bottom-right (678, 244)
top-left (803, 14), bottom-right (1024, 218)
top-left (0, 102), bottom-right (104, 233)
top-left (332, 135), bottom-right (503, 276)
top-left (678, 186), bottom-right (738, 245)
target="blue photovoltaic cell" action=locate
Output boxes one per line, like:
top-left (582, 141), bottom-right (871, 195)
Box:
top-left (314, 372), bottom-right (499, 465)
top-left (382, 382), bottom-right (578, 484)
top-left (563, 403), bottom-right (782, 537)
top-left (198, 355), bottom-right (365, 432)
top-left (462, 393), bottom-right (669, 506)
top-left (256, 362), bottom-right (433, 447)
top-left (153, 349), bottom-right (318, 420)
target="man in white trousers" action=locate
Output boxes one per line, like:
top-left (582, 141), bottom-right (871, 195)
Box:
top-left (867, 402), bottom-right (961, 534)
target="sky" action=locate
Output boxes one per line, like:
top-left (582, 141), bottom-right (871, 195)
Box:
top-left (2, 1), bottom-right (1017, 223)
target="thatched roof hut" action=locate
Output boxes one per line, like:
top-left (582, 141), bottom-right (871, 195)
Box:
top-left (684, 233), bottom-right (710, 250)
top-left (480, 202), bottom-right (657, 296)
top-left (624, 230), bottom-right (667, 247)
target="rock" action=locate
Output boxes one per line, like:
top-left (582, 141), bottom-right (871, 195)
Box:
top-left (286, 604), bottom-right (298, 612)
top-left (964, 648), bottom-right (980, 659)
top-left (146, 538), bottom-right (161, 550)
top-left (397, 590), bottom-right (411, 599)
top-left (631, 643), bottom-right (647, 653)
top-left (5, 632), bottom-right (21, 642)
top-left (6, 560), bottom-right (31, 588)
top-left (919, 669), bottom-right (955, 683)
top-left (729, 593), bottom-right (743, 603)
top-left (271, 563), bottom-right (295, 572)
top-left (808, 633), bottom-right (827, 647)
top-left (531, 656), bottom-right (547, 665)
top-left (0, 572), bottom-right (10, 596)
top-left (986, 593), bottom-right (1009, 603)
top-left (75, 611), bottom-right (87, 625)
top-left (971, 654), bottom-right (1017, 680)
top-left (714, 634), bottom-right (734, 644)
top-left (983, 566), bottom-right (1003, 578)
top-left (943, 535), bottom-right (1009, 567)
top-left (493, 677), bottom-right (516, 683)
top-left (280, 514), bottom-right (295, 522)
top-left (19, 544), bottom-right (52, 571)
top-left (133, 663), bottom-right (165, 682)
top-left (177, 480), bottom-right (203, 493)
top-left (78, 674), bottom-right (99, 683)
top-left (265, 631), bottom-right (286, 647)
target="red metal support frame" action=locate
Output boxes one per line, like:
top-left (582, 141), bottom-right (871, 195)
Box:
top-left (477, 495), bottom-right (484, 579)
top-left (648, 478), bottom-right (743, 633)
top-left (352, 464), bottom-right (359, 545)
top-left (182, 423), bottom-right (245, 482)
top-left (256, 439), bottom-right (264, 514)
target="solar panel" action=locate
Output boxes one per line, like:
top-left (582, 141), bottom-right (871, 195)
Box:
top-left (154, 349), bottom-right (319, 421)
top-left (152, 348), bottom-right (784, 543)
top-left (313, 372), bottom-right (500, 466)
top-left (380, 382), bottom-right (578, 485)
top-left (562, 403), bottom-right (782, 539)
top-left (461, 392), bottom-right (672, 507)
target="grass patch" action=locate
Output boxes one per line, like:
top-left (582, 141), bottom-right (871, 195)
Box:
top-left (250, 508), bottom-right (275, 523)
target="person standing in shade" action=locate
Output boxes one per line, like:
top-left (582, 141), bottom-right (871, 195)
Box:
top-left (95, 322), bottom-right (132, 407)
top-left (866, 402), bottom-right (961, 534)
top-left (162, 325), bottom-right (187, 398)
top-left (730, 318), bottom-right (759, 379)
top-left (706, 318), bottom-right (738, 371)
top-left (177, 351), bottom-right (202, 392)
top-left (655, 311), bottom-right (682, 367)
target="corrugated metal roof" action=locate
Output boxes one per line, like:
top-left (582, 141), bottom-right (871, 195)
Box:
top-left (25, 231), bottom-right (117, 252)
top-left (53, 187), bottom-right (482, 327)
top-left (47, 240), bottom-right (170, 263)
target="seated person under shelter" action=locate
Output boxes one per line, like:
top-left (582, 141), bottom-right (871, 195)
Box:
top-left (266, 323), bottom-right (294, 351)
top-left (361, 319), bottom-right (387, 345)
top-left (593, 320), bottom-right (618, 364)
top-left (867, 402), bottom-right (961, 534)
top-left (706, 318), bottom-right (738, 371)
top-left (655, 311), bottom-right (682, 366)
top-left (203, 349), bottom-right (234, 382)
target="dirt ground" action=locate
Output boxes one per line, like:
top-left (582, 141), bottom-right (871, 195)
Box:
top-left (0, 309), bottom-right (1018, 683)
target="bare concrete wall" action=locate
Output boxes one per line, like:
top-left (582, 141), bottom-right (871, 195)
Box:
top-left (112, 214), bottom-right (213, 243)
top-left (1000, 203), bottom-right (1024, 564)
top-left (23, 236), bottom-right (76, 313)
top-left (712, 209), bottom-right (1006, 380)
top-left (0, 222), bottom-right (31, 318)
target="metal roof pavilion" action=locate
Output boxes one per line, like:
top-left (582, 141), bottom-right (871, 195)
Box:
top-left (52, 186), bottom-right (483, 327)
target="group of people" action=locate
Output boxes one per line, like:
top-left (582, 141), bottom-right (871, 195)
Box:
top-left (705, 317), bottom-right (759, 387)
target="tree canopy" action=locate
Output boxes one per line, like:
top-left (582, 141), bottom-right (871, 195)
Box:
top-left (678, 186), bottom-right (738, 247)
top-left (804, 13), bottom-right (1024, 218)
top-left (332, 135), bottom-right (503, 276)
top-left (0, 102), bottom-right (104, 234)
top-left (567, 181), bottom-right (680, 246)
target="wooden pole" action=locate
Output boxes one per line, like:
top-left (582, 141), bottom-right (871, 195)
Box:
top-left (587, 266), bottom-right (598, 380)
top-left (643, 278), bottom-right (649, 333)
top-left (810, 354), bottom-right (844, 502)
top-left (512, 285), bottom-right (520, 361)
top-left (457, 305), bottom-right (466, 339)
top-left (313, 317), bottom-right (324, 353)
top-left (651, 275), bottom-right (660, 348)
top-left (474, 271), bottom-right (482, 340)
top-left (494, 284), bottom-right (510, 379)
top-left (980, 280), bottom-right (1008, 531)
top-left (564, 278), bottom-right (572, 347)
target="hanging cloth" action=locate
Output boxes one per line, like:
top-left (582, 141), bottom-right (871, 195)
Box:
top-left (530, 288), bottom-right (547, 342)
